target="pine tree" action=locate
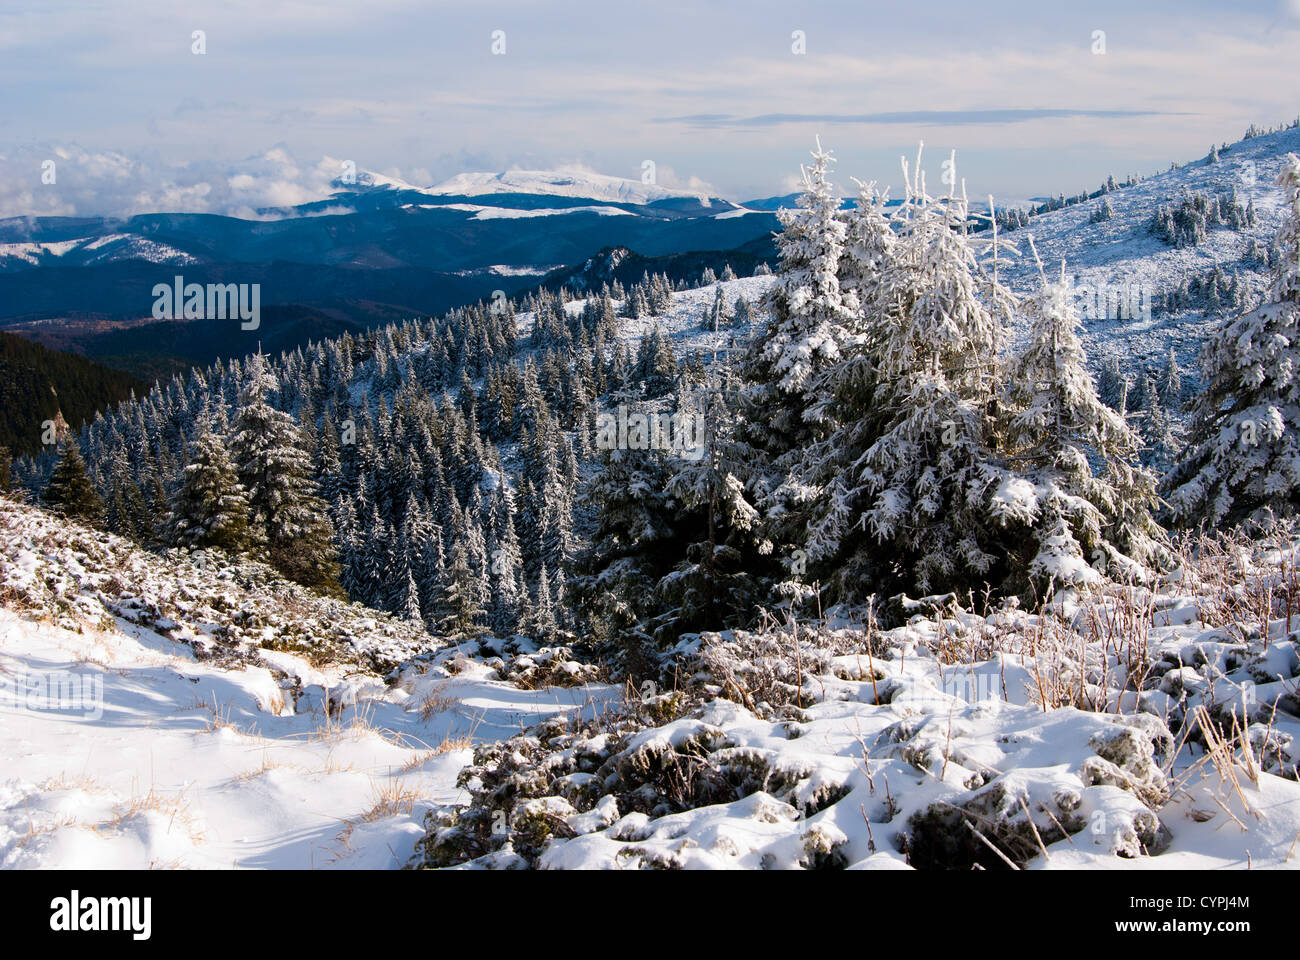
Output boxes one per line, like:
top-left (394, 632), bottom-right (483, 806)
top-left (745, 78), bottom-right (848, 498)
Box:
top-left (487, 485), bottom-right (526, 636)
top-left (1165, 154), bottom-right (1300, 528)
top-left (1159, 346), bottom-right (1183, 408)
top-left (44, 439), bottom-right (104, 524)
top-left (741, 139), bottom-right (858, 460)
top-left (438, 542), bottom-right (489, 640)
top-left (788, 148), bottom-right (1012, 598)
top-left (1001, 258), bottom-right (1166, 589)
top-left (573, 429), bottom-right (677, 666)
top-left (659, 374), bottom-right (765, 636)
top-left (170, 421), bottom-right (253, 552)
top-left (528, 564), bottom-right (559, 641)
top-left (230, 351), bottom-right (341, 592)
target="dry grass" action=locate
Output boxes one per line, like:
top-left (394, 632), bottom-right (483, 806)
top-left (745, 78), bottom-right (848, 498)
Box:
top-left (233, 753), bottom-right (293, 782)
top-left (328, 779), bottom-right (429, 862)
top-left (199, 694), bottom-right (258, 738)
top-left (13, 810), bottom-right (79, 849)
top-left (417, 683), bottom-right (461, 723)
top-left (96, 783), bottom-right (206, 844)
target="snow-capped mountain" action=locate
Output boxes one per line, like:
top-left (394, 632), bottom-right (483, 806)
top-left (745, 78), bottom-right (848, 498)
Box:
top-left (0, 166), bottom-right (778, 353)
top-left (427, 169), bottom-right (717, 205)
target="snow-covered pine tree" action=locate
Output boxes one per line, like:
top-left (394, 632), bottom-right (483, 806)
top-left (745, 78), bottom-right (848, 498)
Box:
top-left (528, 563), bottom-right (559, 642)
top-left (659, 374), bottom-right (764, 638)
top-left (230, 351), bottom-right (341, 593)
top-left (438, 541), bottom-right (489, 641)
top-left (1164, 154), bottom-right (1300, 528)
top-left (1159, 346), bottom-right (1183, 408)
top-left (44, 438), bottom-right (105, 525)
top-left (741, 140), bottom-right (858, 460)
top-left (790, 148), bottom-right (1013, 599)
top-left (704, 285), bottom-right (733, 332)
top-left (760, 177), bottom-right (898, 592)
top-left (486, 484), bottom-right (526, 636)
top-left (169, 419), bottom-right (253, 553)
top-left (1001, 254), bottom-right (1166, 591)
top-left (572, 419), bottom-right (677, 671)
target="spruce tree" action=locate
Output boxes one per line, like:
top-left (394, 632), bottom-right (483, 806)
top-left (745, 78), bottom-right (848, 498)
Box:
top-left (1001, 258), bottom-right (1166, 589)
top-left (44, 439), bottom-right (104, 525)
top-left (741, 139), bottom-right (857, 460)
top-left (1164, 154), bottom-right (1300, 528)
top-left (660, 374), bottom-right (765, 635)
top-left (230, 351), bottom-right (341, 592)
top-left (786, 149), bottom-right (1011, 598)
top-left (170, 422), bottom-right (254, 553)
top-left (439, 541), bottom-right (489, 640)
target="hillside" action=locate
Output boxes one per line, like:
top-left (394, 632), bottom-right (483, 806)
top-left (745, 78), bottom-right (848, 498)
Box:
top-left (998, 124), bottom-right (1300, 379)
top-left (0, 496), bottom-right (613, 868)
top-left (3, 496), bottom-right (1297, 870)
top-left (0, 332), bottom-right (149, 457)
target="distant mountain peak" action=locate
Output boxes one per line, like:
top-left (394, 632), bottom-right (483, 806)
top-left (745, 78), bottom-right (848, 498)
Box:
top-left (426, 168), bottom-right (715, 206)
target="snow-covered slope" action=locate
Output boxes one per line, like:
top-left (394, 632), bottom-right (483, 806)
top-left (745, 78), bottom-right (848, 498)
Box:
top-left (415, 539), bottom-right (1300, 871)
top-left (1000, 125), bottom-right (1300, 376)
top-left (0, 497), bottom-right (613, 869)
top-left (0, 233), bottom-right (197, 269)
top-left (5, 443), bottom-right (1300, 870)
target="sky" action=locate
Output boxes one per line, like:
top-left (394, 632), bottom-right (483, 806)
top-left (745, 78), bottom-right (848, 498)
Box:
top-left (1, 0), bottom-right (1298, 219)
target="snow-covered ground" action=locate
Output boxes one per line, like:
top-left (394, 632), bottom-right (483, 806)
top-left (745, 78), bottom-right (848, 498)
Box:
top-left (3, 500), bottom-right (1299, 870)
top-left (416, 547), bottom-right (1300, 870)
top-left (996, 125), bottom-right (1300, 374)
top-left (0, 498), bottom-right (613, 869)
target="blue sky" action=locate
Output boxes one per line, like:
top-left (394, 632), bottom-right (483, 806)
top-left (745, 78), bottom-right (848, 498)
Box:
top-left (1, 0), bottom-right (1298, 217)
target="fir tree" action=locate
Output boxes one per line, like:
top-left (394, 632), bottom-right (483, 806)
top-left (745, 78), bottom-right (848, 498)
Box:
top-left (1001, 257), bottom-right (1166, 589)
top-left (742, 139), bottom-right (857, 460)
top-left (438, 542), bottom-right (489, 640)
top-left (659, 375), bottom-right (765, 636)
top-left (44, 439), bottom-right (104, 524)
top-left (528, 564), bottom-right (559, 641)
top-left (789, 148), bottom-right (1012, 598)
top-left (230, 351), bottom-right (341, 592)
top-left (1165, 154), bottom-right (1300, 528)
top-left (169, 421), bottom-right (253, 553)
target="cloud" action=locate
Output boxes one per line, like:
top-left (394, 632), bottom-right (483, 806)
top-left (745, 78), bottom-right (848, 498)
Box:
top-left (0, 145), bottom-right (357, 219)
top-left (657, 109), bottom-right (1177, 129)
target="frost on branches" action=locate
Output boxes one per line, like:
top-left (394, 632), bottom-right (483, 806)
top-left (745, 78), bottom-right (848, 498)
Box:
top-left (1165, 153), bottom-right (1300, 529)
top-left (747, 144), bottom-right (1167, 603)
top-left (229, 351), bottom-right (341, 592)
top-left (742, 139), bottom-right (859, 459)
top-left (1002, 254), bottom-right (1167, 591)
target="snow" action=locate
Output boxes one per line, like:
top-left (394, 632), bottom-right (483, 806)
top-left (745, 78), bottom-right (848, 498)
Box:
top-left (413, 538), bottom-right (1300, 870)
top-left (0, 234), bottom-right (196, 267)
top-left (427, 169), bottom-right (716, 205)
top-left (0, 498), bottom-right (615, 869)
top-left (7, 241), bottom-right (1300, 868)
top-left (1000, 126), bottom-right (1300, 377)
top-left (415, 202), bottom-right (635, 220)
top-left (514, 275), bottom-right (778, 367)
